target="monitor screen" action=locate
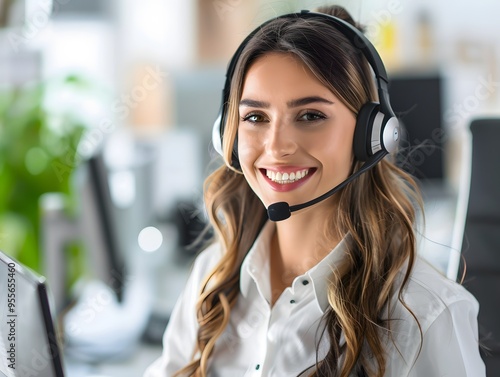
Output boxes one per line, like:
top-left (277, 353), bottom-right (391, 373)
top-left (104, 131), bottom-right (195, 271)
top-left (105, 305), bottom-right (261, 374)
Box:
top-left (0, 250), bottom-right (64, 377)
top-left (388, 73), bottom-right (445, 182)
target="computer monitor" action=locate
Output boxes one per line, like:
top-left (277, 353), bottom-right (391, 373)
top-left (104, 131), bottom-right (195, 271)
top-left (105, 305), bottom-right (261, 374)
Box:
top-left (388, 73), bottom-right (445, 183)
top-left (82, 152), bottom-right (126, 301)
top-left (41, 151), bottom-right (126, 314)
top-left (0, 250), bottom-right (64, 377)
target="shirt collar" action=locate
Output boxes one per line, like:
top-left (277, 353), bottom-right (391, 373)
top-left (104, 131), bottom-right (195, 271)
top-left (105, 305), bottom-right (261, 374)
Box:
top-left (240, 221), bottom-right (275, 301)
top-left (306, 236), bottom-right (348, 313)
top-left (239, 221), bottom-right (348, 313)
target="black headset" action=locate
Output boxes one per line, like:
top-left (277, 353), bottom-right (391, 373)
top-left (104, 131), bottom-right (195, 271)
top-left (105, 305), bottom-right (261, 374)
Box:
top-left (212, 9), bottom-right (400, 171)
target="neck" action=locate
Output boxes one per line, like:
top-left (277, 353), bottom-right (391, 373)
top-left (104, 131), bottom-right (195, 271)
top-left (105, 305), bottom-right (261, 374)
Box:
top-left (269, 199), bottom-right (341, 298)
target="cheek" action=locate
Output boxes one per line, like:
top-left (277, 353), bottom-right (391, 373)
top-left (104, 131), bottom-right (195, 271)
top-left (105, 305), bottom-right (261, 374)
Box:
top-left (237, 130), bottom-right (268, 200)
top-left (315, 128), bottom-right (355, 173)
top-left (325, 138), bottom-right (353, 163)
top-left (237, 129), bottom-right (260, 169)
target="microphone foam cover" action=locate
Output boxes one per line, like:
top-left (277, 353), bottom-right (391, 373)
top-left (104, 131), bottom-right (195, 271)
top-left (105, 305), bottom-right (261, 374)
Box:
top-left (267, 202), bottom-right (291, 222)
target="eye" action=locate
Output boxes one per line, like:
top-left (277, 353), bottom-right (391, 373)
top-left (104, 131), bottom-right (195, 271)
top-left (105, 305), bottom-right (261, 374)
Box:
top-left (241, 112), bottom-right (267, 123)
top-left (298, 111), bottom-right (326, 122)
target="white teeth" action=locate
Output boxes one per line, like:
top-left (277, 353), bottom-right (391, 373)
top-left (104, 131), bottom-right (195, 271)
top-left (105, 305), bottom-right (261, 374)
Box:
top-left (266, 169), bottom-right (309, 184)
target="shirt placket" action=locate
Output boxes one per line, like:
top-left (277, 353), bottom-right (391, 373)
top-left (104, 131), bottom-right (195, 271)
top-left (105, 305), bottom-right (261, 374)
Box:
top-left (246, 302), bottom-right (271, 376)
top-left (242, 264), bottom-right (272, 377)
top-left (259, 277), bottom-right (312, 376)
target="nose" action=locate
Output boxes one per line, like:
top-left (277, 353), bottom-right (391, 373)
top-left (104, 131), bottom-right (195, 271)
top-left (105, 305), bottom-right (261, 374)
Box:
top-left (264, 119), bottom-right (298, 159)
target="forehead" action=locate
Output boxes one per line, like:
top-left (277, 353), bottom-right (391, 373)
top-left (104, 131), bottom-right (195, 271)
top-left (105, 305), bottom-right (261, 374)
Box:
top-left (241, 52), bottom-right (333, 99)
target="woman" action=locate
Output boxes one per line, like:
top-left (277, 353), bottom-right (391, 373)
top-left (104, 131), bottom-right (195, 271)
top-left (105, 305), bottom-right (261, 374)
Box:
top-left (145, 5), bottom-right (484, 376)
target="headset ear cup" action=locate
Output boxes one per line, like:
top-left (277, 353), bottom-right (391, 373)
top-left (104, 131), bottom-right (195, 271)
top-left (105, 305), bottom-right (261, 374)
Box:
top-left (212, 113), bottom-right (223, 156)
top-left (354, 102), bottom-right (380, 161)
top-left (212, 110), bottom-right (241, 170)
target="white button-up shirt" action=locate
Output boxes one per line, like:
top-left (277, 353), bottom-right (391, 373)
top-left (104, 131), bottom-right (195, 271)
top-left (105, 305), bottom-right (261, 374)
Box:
top-left (144, 222), bottom-right (485, 376)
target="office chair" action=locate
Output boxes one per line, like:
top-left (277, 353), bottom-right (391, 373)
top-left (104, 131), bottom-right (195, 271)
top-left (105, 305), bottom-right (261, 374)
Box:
top-left (459, 118), bottom-right (500, 375)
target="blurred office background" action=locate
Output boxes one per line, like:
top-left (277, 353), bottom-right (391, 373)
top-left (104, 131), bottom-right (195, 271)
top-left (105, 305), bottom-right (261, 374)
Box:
top-left (0, 0), bottom-right (499, 375)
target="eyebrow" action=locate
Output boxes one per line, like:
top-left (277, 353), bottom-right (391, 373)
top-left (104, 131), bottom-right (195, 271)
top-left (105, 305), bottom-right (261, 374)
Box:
top-left (239, 96), bottom-right (334, 108)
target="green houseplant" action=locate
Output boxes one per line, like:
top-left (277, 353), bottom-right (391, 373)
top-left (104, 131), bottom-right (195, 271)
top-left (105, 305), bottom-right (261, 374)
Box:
top-left (0, 76), bottom-right (88, 272)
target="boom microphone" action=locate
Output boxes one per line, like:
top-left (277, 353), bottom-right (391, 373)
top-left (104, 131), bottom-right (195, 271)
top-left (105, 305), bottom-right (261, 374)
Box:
top-left (267, 151), bottom-right (387, 221)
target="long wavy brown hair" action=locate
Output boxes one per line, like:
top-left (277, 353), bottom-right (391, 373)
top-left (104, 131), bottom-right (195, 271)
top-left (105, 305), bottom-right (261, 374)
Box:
top-left (174, 5), bottom-right (423, 377)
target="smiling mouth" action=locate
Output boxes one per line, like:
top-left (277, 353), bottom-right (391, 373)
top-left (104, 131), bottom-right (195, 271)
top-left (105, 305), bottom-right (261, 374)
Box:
top-left (264, 169), bottom-right (310, 184)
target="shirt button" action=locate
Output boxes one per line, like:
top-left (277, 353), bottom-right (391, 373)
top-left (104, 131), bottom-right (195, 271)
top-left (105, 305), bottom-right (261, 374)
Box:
top-left (290, 299), bottom-right (296, 304)
top-left (255, 364), bottom-right (260, 370)
top-left (302, 280), bottom-right (309, 286)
